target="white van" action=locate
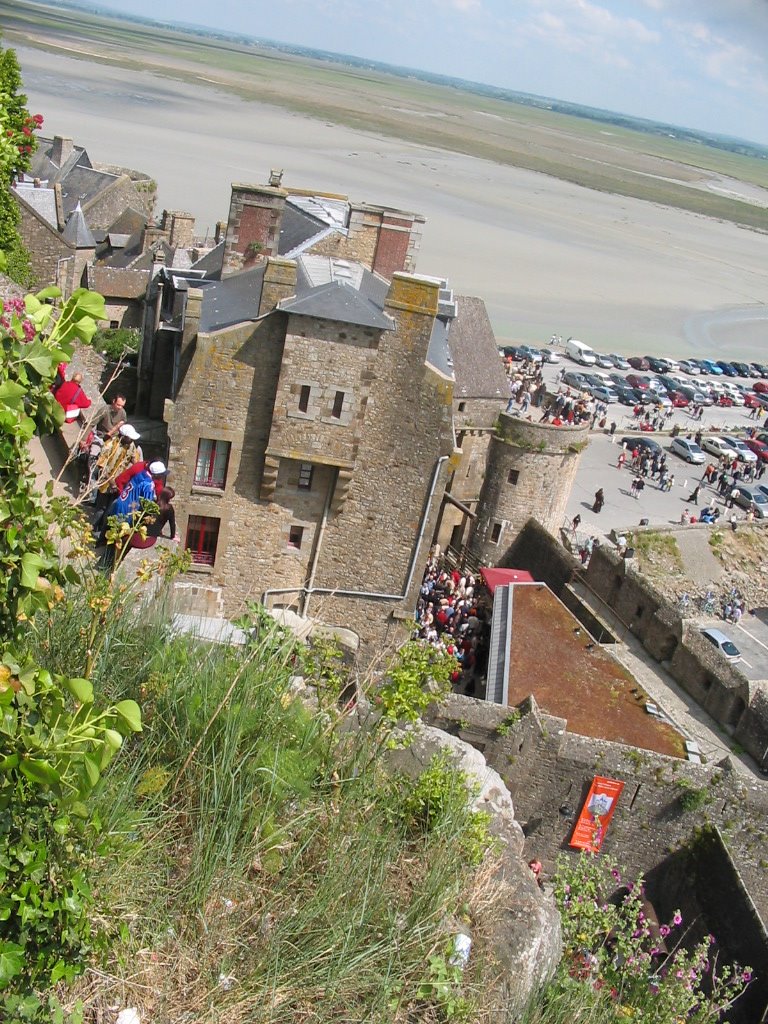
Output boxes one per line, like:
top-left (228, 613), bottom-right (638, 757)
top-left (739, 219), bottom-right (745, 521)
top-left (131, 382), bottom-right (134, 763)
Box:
top-left (565, 339), bottom-right (596, 366)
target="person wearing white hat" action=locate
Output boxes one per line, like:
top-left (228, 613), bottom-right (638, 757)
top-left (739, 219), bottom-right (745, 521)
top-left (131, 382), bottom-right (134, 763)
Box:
top-left (93, 424), bottom-right (143, 513)
top-left (114, 458), bottom-right (167, 499)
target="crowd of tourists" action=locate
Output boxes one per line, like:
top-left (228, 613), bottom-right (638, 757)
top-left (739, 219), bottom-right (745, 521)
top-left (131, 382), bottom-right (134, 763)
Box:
top-left (415, 552), bottom-right (490, 693)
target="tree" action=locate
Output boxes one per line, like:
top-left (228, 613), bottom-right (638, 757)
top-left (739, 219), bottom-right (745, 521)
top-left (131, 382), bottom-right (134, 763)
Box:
top-left (0, 36), bottom-right (43, 283)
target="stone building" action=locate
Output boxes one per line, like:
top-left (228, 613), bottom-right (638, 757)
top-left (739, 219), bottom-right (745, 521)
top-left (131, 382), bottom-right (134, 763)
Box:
top-left (138, 177), bottom-right (586, 654)
top-left (12, 134), bottom-right (156, 294)
top-left (469, 413), bottom-right (590, 564)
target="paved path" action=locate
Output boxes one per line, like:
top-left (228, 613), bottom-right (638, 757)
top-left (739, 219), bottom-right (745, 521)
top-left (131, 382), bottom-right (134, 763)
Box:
top-left (570, 580), bottom-right (763, 779)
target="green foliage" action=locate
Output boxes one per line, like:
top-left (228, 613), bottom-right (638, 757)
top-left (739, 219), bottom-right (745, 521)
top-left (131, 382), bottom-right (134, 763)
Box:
top-left (0, 654), bottom-right (141, 1012)
top-left (377, 640), bottom-right (455, 724)
top-left (91, 327), bottom-right (140, 361)
top-left (0, 286), bottom-right (106, 646)
top-left (530, 852), bottom-right (751, 1024)
top-left (677, 778), bottom-right (712, 812)
top-left (390, 750), bottom-right (493, 867)
top-left (496, 709), bottom-right (521, 736)
top-left (416, 950), bottom-right (472, 1021)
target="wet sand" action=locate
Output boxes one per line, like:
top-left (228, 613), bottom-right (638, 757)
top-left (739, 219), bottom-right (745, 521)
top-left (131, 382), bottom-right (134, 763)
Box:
top-left (18, 47), bottom-right (768, 357)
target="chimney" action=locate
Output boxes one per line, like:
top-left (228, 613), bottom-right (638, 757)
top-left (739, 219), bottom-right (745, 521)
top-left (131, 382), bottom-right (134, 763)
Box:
top-left (51, 136), bottom-right (74, 167)
top-left (221, 182), bottom-right (287, 277)
top-left (53, 183), bottom-right (65, 231)
top-left (168, 211), bottom-right (195, 249)
top-left (142, 226), bottom-right (165, 253)
top-left (259, 257), bottom-right (297, 317)
top-left (214, 220), bottom-right (227, 244)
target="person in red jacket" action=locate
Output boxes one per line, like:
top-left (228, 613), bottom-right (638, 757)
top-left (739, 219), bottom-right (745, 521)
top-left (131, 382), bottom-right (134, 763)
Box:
top-left (113, 460), bottom-right (167, 497)
top-left (54, 373), bottom-right (91, 420)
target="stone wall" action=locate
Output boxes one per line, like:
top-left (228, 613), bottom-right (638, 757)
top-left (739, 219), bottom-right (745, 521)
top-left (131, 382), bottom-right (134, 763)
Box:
top-left (425, 692), bottom-right (768, 932)
top-left (16, 198), bottom-right (71, 289)
top-left (165, 271), bottom-right (456, 659)
top-left (585, 544), bottom-right (768, 767)
top-left (309, 203), bottom-right (425, 276)
top-left (469, 414), bottom-right (589, 565)
top-left (222, 184), bottom-right (287, 276)
top-left (83, 175), bottom-right (154, 230)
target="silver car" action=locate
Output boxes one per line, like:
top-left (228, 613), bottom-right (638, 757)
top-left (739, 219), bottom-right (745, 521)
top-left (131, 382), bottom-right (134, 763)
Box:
top-left (670, 437), bottom-right (706, 464)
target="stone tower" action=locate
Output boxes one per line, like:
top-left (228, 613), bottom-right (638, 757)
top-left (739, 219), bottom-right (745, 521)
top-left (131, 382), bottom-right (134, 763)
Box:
top-left (469, 412), bottom-right (590, 565)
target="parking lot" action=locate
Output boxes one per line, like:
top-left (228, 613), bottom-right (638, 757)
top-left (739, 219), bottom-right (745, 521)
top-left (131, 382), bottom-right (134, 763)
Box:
top-left (698, 615), bottom-right (768, 682)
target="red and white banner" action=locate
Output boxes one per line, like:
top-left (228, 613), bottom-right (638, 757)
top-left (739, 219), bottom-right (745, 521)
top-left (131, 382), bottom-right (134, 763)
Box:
top-left (569, 776), bottom-right (625, 853)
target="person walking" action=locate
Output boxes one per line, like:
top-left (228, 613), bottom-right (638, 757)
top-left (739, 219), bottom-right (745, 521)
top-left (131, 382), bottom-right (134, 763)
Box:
top-left (635, 477), bottom-right (645, 499)
top-left (593, 488), bottom-right (605, 513)
top-left (686, 484), bottom-right (701, 505)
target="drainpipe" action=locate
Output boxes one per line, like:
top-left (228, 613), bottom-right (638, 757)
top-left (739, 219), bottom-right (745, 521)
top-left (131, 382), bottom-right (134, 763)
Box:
top-left (300, 467), bottom-right (337, 617)
top-left (262, 454), bottom-right (448, 611)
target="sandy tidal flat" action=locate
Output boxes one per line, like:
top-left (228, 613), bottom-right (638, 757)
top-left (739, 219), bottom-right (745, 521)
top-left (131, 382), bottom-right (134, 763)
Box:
top-left (18, 47), bottom-right (768, 358)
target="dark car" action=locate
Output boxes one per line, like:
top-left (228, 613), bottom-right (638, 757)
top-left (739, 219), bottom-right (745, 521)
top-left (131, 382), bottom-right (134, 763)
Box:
top-left (645, 356), bottom-right (667, 373)
top-left (627, 356), bottom-right (650, 371)
top-left (750, 362), bottom-right (768, 378)
top-left (563, 371), bottom-right (589, 389)
top-left (608, 372), bottom-right (628, 387)
top-left (732, 361), bottom-right (752, 378)
top-left (613, 385), bottom-right (639, 405)
top-left (619, 436), bottom-right (662, 457)
top-left (501, 345), bottom-right (525, 361)
top-left (626, 373), bottom-right (649, 390)
top-left (716, 360), bottom-right (739, 377)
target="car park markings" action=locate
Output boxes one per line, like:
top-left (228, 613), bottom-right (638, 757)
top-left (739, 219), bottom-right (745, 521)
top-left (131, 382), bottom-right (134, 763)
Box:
top-left (735, 623), bottom-right (768, 654)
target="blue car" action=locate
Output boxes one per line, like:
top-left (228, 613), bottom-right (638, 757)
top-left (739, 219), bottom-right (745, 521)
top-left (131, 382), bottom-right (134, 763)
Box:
top-left (700, 359), bottom-right (723, 375)
top-left (716, 360), bottom-right (739, 377)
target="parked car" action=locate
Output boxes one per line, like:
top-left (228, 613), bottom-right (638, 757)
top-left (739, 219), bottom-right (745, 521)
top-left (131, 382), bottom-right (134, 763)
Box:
top-left (501, 345), bottom-right (525, 361)
top-left (608, 353), bottom-right (630, 369)
top-left (540, 348), bottom-right (560, 363)
top-left (678, 360), bottom-right (700, 375)
top-left (619, 436), bottom-right (662, 457)
top-left (700, 628), bottom-right (741, 661)
top-left (721, 436), bottom-right (758, 463)
top-left (750, 363), bottom-right (768, 378)
top-left (626, 373), bottom-right (649, 390)
top-left (744, 439), bottom-right (768, 463)
top-left (750, 392), bottom-right (768, 410)
top-left (613, 385), bottom-right (638, 405)
top-left (644, 356), bottom-right (668, 373)
top-left (669, 391), bottom-right (690, 408)
top-left (627, 356), bottom-right (650, 371)
top-left (744, 392), bottom-right (763, 409)
top-left (754, 381), bottom-right (768, 394)
top-left (670, 437), bottom-right (706, 464)
top-left (563, 371), bottom-right (589, 389)
top-left (730, 484), bottom-right (768, 518)
top-left (716, 394), bottom-right (735, 407)
top-left (518, 345), bottom-right (543, 363)
top-left (715, 360), bottom-right (739, 377)
top-left (732, 361), bottom-right (752, 378)
top-left (701, 436), bottom-right (734, 459)
top-left (589, 385), bottom-right (618, 403)
top-left (700, 359), bottom-right (724, 375)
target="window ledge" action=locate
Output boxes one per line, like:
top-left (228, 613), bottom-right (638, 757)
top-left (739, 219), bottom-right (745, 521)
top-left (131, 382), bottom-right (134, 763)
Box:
top-left (191, 485), bottom-right (225, 497)
top-left (186, 561), bottom-right (215, 574)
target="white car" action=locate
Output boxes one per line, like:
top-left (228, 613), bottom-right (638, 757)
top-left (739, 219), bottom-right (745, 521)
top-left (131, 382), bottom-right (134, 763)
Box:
top-left (678, 360), bottom-right (701, 375)
top-left (701, 436), bottom-right (733, 459)
top-left (722, 436), bottom-right (758, 463)
top-left (541, 348), bottom-right (560, 363)
top-left (701, 628), bottom-right (741, 661)
top-left (670, 437), bottom-right (706, 464)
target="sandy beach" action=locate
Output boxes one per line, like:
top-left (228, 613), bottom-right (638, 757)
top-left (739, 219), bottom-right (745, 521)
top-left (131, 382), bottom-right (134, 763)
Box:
top-left (18, 47), bottom-right (768, 357)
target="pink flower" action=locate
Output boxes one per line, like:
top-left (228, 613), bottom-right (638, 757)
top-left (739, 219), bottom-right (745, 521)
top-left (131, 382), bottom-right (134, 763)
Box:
top-left (673, 911), bottom-right (683, 926)
top-left (660, 925), bottom-right (671, 937)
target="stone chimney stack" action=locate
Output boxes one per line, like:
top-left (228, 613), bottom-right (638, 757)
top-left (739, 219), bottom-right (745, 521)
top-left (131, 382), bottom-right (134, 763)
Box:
top-left (162, 209), bottom-right (195, 249)
top-left (258, 257), bottom-right (297, 316)
top-left (53, 183), bottom-right (65, 231)
top-left (51, 136), bottom-right (74, 167)
top-left (221, 181), bottom-right (287, 277)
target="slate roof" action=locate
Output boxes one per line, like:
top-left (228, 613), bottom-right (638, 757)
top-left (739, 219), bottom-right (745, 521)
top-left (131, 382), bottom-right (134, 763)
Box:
top-left (279, 280), bottom-right (394, 331)
top-left (191, 241), bottom-right (224, 278)
top-left (57, 165), bottom-right (121, 219)
top-left (447, 296), bottom-right (509, 399)
top-left (12, 183), bottom-right (58, 228)
top-left (105, 208), bottom-right (147, 237)
top-left (199, 265), bottom-right (267, 332)
top-left (278, 202), bottom-right (330, 257)
top-left (30, 136), bottom-right (90, 178)
top-left (61, 204), bottom-right (95, 248)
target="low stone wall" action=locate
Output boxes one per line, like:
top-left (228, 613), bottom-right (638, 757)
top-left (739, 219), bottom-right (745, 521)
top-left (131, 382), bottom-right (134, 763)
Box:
top-left (424, 693), bottom-right (768, 984)
top-left (585, 544), bottom-right (767, 767)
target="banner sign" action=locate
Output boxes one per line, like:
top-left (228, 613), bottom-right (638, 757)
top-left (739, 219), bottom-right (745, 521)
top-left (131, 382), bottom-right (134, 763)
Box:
top-left (569, 776), bottom-right (625, 853)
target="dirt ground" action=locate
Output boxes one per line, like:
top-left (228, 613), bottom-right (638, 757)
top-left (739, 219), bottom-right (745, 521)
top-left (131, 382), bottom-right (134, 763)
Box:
top-left (508, 585), bottom-right (685, 757)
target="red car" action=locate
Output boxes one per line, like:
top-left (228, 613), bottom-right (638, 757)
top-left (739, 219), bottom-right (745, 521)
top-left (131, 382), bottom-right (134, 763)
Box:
top-left (626, 373), bottom-right (649, 389)
top-left (744, 439), bottom-right (768, 463)
top-left (627, 356), bottom-right (650, 370)
top-left (669, 391), bottom-right (689, 408)
top-left (716, 394), bottom-right (734, 407)
top-left (744, 393), bottom-right (762, 409)
top-left (754, 381), bottom-right (768, 394)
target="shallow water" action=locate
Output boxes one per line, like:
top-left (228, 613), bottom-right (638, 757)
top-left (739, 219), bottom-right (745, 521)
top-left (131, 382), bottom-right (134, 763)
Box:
top-left (19, 46), bottom-right (768, 358)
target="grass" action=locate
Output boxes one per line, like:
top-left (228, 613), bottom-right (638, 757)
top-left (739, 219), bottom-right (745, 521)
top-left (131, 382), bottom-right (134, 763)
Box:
top-left (20, 586), bottom-right (500, 1023)
top-left (4, 0), bottom-right (768, 231)
top-left (627, 530), bottom-right (685, 575)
